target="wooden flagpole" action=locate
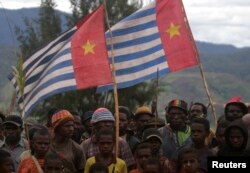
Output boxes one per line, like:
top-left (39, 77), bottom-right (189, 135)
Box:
top-left (103, 1), bottom-right (120, 157)
top-left (8, 92), bottom-right (16, 115)
top-left (155, 68), bottom-right (159, 118)
top-left (179, 0), bottom-right (217, 126)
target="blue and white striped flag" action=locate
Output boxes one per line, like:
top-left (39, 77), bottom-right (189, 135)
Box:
top-left (9, 28), bottom-right (77, 115)
top-left (9, 0), bottom-right (198, 116)
top-left (97, 0), bottom-right (198, 91)
top-left (98, 1), bottom-right (168, 91)
top-left (9, 5), bottom-right (111, 117)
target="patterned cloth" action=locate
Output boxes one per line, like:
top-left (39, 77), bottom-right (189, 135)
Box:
top-left (167, 99), bottom-right (188, 114)
top-left (91, 108), bottom-right (115, 124)
top-left (17, 156), bottom-right (43, 173)
top-left (51, 110), bottom-right (74, 129)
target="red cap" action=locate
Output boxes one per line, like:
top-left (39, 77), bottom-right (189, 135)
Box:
top-left (225, 96), bottom-right (248, 115)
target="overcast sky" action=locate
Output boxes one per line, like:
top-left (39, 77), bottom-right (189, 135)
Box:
top-left (1, 0), bottom-right (250, 48)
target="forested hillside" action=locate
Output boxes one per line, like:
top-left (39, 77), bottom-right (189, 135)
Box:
top-left (0, 8), bottom-right (249, 117)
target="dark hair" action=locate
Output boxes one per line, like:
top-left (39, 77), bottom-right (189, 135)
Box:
top-left (0, 112), bottom-right (5, 131)
top-left (70, 111), bottom-right (80, 116)
top-left (28, 124), bottom-right (48, 141)
top-left (89, 162), bottom-right (109, 173)
top-left (96, 128), bottom-right (115, 142)
top-left (81, 111), bottom-right (94, 124)
top-left (33, 127), bottom-right (50, 138)
top-left (30, 126), bottom-right (50, 155)
top-left (179, 147), bottom-right (198, 158)
top-left (141, 158), bottom-right (162, 173)
top-left (119, 106), bottom-right (133, 121)
top-left (190, 117), bottom-right (210, 132)
top-left (178, 147), bottom-right (199, 166)
top-left (0, 149), bottom-right (11, 163)
top-left (190, 102), bottom-right (207, 115)
top-left (47, 108), bottom-right (59, 127)
top-left (216, 119), bottom-right (230, 134)
top-left (0, 112), bottom-right (5, 122)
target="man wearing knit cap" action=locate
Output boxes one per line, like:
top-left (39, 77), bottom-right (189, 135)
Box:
top-left (224, 96), bottom-right (248, 122)
top-left (90, 107), bottom-right (115, 129)
top-left (47, 109), bottom-right (85, 173)
top-left (81, 107), bottom-right (136, 171)
top-left (159, 99), bottom-right (192, 161)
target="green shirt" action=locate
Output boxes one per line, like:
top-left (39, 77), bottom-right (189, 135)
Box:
top-left (177, 125), bottom-right (191, 146)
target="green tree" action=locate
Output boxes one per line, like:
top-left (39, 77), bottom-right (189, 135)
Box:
top-left (14, 0), bottom-right (62, 119)
top-left (39, 0), bottom-right (62, 44)
top-left (68, 0), bottom-right (142, 26)
top-left (15, 0), bottom-right (62, 58)
top-left (15, 17), bottom-right (40, 58)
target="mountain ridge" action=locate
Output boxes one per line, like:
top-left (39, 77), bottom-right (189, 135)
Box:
top-left (0, 7), bottom-right (69, 45)
top-left (0, 8), bottom-right (249, 116)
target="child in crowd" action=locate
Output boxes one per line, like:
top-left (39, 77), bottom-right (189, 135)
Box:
top-left (141, 158), bottom-right (162, 173)
top-left (0, 149), bottom-right (14, 173)
top-left (20, 124), bottom-right (48, 161)
top-left (129, 142), bottom-right (152, 173)
top-left (189, 118), bottom-right (214, 171)
top-left (84, 128), bottom-right (127, 173)
top-left (44, 152), bottom-right (64, 173)
top-left (142, 128), bottom-right (176, 173)
top-left (177, 147), bottom-right (206, 173)
top-left (217, 119), bottom-right (250, 156)
top-left (89, 162), bottom-right (109, 173)
top-left (17, 127), bottom-right (51, 173)
top-left (211, 120), bottom-right (230, 155)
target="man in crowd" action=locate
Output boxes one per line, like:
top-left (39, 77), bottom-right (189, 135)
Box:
top-left (47, 109), bottom-right (85, 173)
top-left (81, 107), bottom-right (136, 171)
top-left (134, 106), bottom-right (155, 141)
top-left (159, 99), bottom-right (192, 161)
top-left (0, 115), bottom-right (29, 171)
top-left (224, 96), bottom-right (248, 122)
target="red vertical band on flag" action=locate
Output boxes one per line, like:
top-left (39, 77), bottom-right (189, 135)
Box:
top-left (156, 0), bottom-right (198, 72)
top-left (71, 4), bottom-right (112, 89)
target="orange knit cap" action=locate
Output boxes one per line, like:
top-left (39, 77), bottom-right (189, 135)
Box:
top-left (51, 110), bottom-right (74, 129)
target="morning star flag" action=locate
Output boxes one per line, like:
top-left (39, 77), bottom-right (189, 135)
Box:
top-left (9, 5), bottom-right (112, 116)
top-left (98, 0), bottom-right (198, 91)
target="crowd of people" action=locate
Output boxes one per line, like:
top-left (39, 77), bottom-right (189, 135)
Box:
top-left (0, 96), bottom-right (250, 173)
